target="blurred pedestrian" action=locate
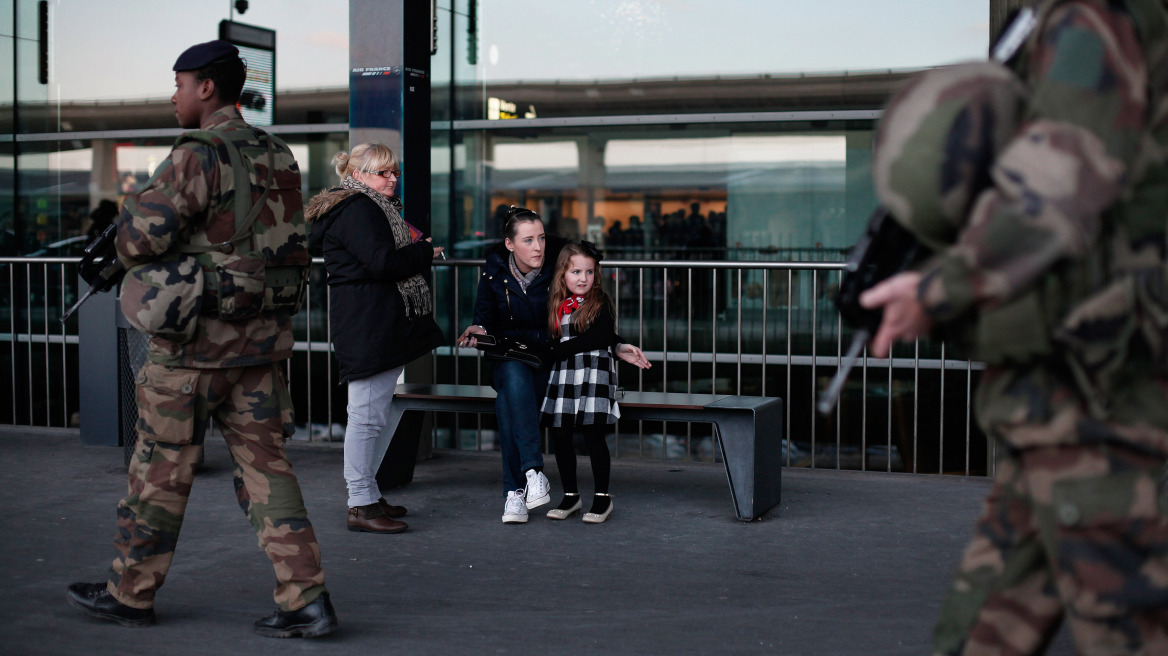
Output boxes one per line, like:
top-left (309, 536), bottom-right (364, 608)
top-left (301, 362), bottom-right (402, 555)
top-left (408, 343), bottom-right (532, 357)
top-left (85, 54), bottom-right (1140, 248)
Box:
top-left (861, 3), bottom-right (1168, 653)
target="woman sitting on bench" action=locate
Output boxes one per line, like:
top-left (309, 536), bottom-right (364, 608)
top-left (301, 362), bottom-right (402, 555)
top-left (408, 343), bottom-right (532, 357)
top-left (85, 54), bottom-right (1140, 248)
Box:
top-left (456, 207), bottom-right (648, 524)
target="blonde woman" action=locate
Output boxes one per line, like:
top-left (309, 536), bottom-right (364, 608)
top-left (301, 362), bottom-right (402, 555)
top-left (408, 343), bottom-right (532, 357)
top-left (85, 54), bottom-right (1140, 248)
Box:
top-left (306, 143), bottom-right (445, 534)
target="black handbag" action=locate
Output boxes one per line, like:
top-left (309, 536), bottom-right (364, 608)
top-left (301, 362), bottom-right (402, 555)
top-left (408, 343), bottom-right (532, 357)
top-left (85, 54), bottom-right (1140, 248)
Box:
top-left (474, 334), bottom-right (551, 369)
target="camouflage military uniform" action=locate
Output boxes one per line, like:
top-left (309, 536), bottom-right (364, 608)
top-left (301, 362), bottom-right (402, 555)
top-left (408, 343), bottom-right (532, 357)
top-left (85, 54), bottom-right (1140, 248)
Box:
top-left (904, 1), bottom-right (1168, 653)
top-left (110, 106), bottom-right (325, 613)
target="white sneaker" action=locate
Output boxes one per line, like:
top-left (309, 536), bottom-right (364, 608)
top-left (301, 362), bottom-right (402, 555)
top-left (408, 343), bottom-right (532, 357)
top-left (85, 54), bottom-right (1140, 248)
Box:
top-left (502, 490), bottom-right (528, 523)
top-left (524, 469), bottom-right (551, 509)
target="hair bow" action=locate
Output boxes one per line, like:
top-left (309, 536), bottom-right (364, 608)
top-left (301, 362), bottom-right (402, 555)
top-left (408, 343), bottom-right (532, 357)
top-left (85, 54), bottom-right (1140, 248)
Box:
top-left (579, 240), bottom-right (603, 263)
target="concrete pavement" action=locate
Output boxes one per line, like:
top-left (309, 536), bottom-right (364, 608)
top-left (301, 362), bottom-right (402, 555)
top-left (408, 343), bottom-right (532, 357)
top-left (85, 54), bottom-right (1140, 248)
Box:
top-left (1, 427), bottom-right (1074, 655)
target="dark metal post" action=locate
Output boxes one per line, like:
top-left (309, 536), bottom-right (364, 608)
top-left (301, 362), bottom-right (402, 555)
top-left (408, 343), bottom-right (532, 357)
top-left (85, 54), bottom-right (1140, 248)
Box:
top-left (77, 274), bottom-right (120, 446)
top-left (349, 0), bottom-right (435, 485)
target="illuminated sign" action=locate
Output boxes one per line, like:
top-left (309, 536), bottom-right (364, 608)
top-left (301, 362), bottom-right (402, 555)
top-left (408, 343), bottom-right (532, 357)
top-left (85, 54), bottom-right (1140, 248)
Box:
top-left (487, 97), bottom-right (537, 120)
top-left (219, 20), bottom-right (275, 127)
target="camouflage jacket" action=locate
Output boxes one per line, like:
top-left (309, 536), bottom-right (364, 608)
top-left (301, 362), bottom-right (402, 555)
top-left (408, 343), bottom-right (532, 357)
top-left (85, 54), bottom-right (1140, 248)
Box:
top-left (115, 106), bottom-right (306, 369)
top-left (916, 0), bottom-right (1168, 453)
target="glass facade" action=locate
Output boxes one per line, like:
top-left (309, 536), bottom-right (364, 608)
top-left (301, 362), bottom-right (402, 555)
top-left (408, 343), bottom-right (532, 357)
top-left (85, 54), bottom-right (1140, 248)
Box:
top-left (2, 0), bottom-right (350, 255)
top-left (1, 0), bottom-right (987, 257)
top-left (433, 0), bottom-right (986, 263)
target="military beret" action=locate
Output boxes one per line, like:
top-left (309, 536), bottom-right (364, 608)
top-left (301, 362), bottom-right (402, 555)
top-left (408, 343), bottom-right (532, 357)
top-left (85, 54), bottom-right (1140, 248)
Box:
top-left (172, 40), bottom-right (240, 72)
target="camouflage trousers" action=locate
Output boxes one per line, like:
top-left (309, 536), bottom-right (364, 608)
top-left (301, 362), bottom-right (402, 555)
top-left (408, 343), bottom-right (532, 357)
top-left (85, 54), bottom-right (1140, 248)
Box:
top-left (933, 440), bottom-right (1168, 655)
top-left (106, 361), bottom-right (327, 612)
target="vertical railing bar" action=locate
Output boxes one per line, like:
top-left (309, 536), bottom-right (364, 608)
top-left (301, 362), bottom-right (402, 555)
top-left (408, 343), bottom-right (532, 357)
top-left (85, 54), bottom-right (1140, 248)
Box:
top-left (43, 262), bottom-right (50, 425)
top-left (61, 263), bottom-right (69, 427)
top-left (431, 270), bottom-right (439, 447)
top-left (661, 267), bottom-right (668, 386)
top-left (638, 266), bottom-right (645, 392)
top-left (810, 270), bottom-right (818, 468)
top-left (939, 342), bottom-right (946, 475)
top-left (659, 267), bottom-right (668, 460)
top-left (966, 359), bottom-right (973, 477)
top-left (477, 261), bottom-right (484, 452)
top-left (454, 268), bottom-right (461, 385)
top-left (863, 344), bottom-right (870, 472)
top-left (27, 264), bottom-right (34, 424)
top-left (710, 267), bottom-right (718, 463)
top-left (736, 268), bottom-right (743, 395)
top-left (887, 345), bottom-right (893, 474)
top-left (452, 265), bottom-right (461, 449)
top-left (326, 273), bottom-right (335, 442)
top-left (638, 266), bottom-right (645, 459)
top-left (305, 266), bottom-right (313, 444)
top-left (613, 263), bottom-right (622, 459)
top-left (686, 268), bottom-right (692, 388)
top-left (761, 270), bottom-right (768, 398)
top-left (913, 339), bottom-right (920, 474)
top-left (785, 269), bottom-right (792, 468)
top-left (10, 266), bottom-right (17, 422)
top-left (834, 269), bottom-right (842, 470)
top-left (685, 267), bottom-right (692, 462)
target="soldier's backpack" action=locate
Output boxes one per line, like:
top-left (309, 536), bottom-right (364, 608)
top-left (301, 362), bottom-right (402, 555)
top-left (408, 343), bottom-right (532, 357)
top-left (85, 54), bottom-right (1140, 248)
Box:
top-left (120, 126), bottom-right (309, 343)
top-left (173, 127), bottom-right (310, 322)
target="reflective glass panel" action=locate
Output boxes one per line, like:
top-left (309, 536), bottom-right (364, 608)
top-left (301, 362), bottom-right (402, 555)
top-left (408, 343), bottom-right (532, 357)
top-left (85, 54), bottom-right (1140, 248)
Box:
top-left (458, 0), bottom-right (987, 119)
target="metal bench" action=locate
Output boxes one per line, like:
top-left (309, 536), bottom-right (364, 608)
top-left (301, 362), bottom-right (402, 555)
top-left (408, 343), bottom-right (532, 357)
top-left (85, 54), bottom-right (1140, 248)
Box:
top-left (373, 383), bottom-right (784, 521)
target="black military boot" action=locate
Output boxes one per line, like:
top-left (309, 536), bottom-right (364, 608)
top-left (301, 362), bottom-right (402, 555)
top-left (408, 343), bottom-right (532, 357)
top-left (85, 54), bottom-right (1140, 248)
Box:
top-left (66, 582), bottom-right (156, 627)
top-left (253, 592), bottom-right (339, 638)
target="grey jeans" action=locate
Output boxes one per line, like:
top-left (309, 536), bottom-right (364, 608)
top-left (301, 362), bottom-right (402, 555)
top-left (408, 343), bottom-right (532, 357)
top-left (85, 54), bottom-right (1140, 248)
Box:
top-left (343, 365), bottom-right (405, 507)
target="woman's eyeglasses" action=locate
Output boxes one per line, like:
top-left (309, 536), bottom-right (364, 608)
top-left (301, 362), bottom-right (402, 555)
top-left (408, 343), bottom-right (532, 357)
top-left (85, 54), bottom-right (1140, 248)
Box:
top-left (369, 169), bottom-right (400, 178)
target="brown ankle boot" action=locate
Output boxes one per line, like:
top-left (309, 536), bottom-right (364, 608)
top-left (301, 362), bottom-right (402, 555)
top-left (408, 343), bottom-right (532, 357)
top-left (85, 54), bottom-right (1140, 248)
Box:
top-left (347, 503), bottom-right (408, 534)
top-left (377, 496), bottom-right (408, 518)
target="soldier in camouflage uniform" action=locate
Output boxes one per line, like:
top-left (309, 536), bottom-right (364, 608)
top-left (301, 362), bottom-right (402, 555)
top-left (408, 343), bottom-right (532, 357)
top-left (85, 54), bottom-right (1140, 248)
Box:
top-left (66, 40), bottom-right (338, 639)
top-left (862, 1), bottom-right (1168, 654)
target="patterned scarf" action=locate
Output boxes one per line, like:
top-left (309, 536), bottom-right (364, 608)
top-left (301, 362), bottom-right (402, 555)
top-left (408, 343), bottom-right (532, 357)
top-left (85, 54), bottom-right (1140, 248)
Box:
top-left (508, 253), bottom-right (541, 292)
top-left (342, 176), bottom-right (433, 317)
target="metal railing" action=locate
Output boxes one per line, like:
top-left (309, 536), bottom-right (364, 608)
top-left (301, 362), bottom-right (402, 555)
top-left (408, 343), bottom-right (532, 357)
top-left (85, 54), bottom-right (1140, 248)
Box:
top-left (0, 255), bottom-right (990, 477)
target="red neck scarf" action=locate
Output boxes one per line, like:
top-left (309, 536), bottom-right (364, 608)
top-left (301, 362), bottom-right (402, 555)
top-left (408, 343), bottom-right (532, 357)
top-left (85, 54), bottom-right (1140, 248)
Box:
top-left (557, 295), bottom-right (584, 322)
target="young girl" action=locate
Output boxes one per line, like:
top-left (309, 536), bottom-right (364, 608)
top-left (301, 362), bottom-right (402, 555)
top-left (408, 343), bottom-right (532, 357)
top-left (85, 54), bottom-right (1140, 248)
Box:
top-left (541, 241), bottom-right (650, 523)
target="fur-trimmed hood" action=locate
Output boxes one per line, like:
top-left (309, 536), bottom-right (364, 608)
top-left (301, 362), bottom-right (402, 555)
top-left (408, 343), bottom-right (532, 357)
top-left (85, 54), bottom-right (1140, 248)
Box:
top-left (304, 187), bottom-right (362, 223)
top-left (304, 185), bottom-right (405, 223)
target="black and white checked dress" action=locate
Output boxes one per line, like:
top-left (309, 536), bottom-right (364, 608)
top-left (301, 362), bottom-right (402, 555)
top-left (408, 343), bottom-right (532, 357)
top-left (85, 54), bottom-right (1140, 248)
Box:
top-left (541, 307), bottom-right (620, 428)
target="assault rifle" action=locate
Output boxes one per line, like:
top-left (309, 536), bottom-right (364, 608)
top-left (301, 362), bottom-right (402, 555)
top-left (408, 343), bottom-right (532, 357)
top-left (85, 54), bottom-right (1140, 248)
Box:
top-left (60, 223), bottom-right (124, 324)
top-left (816, 207), bottom-right (925, 415)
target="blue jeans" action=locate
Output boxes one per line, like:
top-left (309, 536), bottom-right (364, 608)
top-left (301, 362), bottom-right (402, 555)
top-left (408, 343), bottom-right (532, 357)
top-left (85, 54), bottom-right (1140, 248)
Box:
top-left (491, 360), bottom-right (549, 494)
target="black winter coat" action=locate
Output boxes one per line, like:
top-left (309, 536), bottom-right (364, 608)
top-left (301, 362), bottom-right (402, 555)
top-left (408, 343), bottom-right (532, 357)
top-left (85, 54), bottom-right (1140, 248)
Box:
top-left (307, 189), bottom-right (445, 383)
top-left (472, 238), bottom-right (567, 346)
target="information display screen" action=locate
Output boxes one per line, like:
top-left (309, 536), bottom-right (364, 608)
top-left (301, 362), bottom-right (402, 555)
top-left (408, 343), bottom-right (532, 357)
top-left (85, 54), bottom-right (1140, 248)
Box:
top-left (219, 20), bottom-right (275, 127)
top-left (236, 45), bottom-right (273, 126)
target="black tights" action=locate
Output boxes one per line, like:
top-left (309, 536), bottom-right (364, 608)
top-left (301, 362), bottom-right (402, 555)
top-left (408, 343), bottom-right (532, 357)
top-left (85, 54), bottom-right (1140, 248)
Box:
top-left (549, 423), bottom-right (610, 495)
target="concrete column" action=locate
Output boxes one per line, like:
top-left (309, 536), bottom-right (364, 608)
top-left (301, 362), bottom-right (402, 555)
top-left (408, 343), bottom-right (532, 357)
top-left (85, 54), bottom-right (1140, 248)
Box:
top-left (88, 140), bottom-right (120, 210)
top-left (577, 136), bottom-right (607, 243)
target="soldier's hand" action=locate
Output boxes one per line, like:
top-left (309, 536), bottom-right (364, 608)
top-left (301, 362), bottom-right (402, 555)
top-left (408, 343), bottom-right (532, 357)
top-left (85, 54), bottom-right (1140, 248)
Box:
top-left (860, 271), bottom-right (932, 359)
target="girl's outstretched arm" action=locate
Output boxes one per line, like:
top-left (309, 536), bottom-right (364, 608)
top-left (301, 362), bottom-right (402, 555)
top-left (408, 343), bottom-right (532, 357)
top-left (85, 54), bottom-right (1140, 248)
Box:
top-left (614, 343), bottom-right (651, 370)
